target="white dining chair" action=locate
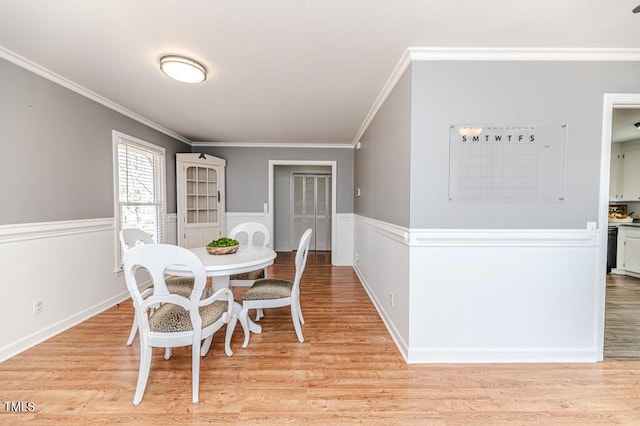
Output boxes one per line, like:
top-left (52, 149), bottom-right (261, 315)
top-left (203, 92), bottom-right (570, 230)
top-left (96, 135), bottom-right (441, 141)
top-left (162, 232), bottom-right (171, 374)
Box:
top-left (123, 243), bottom-right (236, 405)
top-left (119, 228), bottom-right (194, 345)
top-left (228, 222), bottom-right (271, 320)
top-left (228, 222), bottom-right (271, 286)
top-left (238, 228), bottom-right (312, 348)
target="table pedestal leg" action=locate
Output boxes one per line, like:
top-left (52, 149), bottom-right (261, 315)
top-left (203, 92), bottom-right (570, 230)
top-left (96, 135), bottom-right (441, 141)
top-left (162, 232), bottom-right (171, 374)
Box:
top-left (233, 302), bottom-right (262, 338)
top-left (212, 275), bottom-right (230, 292)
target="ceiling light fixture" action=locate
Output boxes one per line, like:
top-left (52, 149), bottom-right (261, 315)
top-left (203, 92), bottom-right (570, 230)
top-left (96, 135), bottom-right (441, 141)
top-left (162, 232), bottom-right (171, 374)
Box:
top-left (635, 122), bottom-right (640, 129)
top-left (159, 55), bottom-right (206, 83)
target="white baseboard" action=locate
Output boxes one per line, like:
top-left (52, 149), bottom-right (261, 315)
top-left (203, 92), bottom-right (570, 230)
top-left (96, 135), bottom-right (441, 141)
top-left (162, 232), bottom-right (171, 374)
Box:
top-left (406, 348), bottom-right (598, 364)
top-left (353, 264), bottom-right (409, 361)
top-left (611, 268), bottom-right (640, 279)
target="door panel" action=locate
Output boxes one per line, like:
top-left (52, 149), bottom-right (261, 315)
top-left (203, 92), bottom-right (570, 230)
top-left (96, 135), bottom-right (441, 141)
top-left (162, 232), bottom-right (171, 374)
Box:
top-left (291, 174), bottom-right (331, 251)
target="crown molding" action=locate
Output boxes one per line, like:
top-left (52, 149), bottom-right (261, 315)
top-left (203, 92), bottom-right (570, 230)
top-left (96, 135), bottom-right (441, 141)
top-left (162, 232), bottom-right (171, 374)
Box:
top-left (352, 47), bottom-right (640, 146)
top-left (191, 141), bottom-right (353, 149)
top-left (408, 47), bottom-right (640, 62)
top-left (0, 46), bottom-right (192, 145)
top-left (351, 49), bottom-right (412, 146)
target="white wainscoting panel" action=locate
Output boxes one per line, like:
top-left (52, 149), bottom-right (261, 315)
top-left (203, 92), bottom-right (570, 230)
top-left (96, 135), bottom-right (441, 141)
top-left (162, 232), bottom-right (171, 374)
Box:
top-left (166, 213), bottom-right (177, 245)
top-left (0, 218), bottom-right (128, 362)
top-left (407, 244), bottom-right (599, 363)
top-left (352, 215), bottom-right (602, 364)
top-left (334, 213), bottom-right (354, 266)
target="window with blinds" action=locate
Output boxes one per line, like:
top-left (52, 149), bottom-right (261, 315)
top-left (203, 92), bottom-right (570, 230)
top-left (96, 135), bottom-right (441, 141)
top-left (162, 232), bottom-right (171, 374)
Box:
top-left (112, 131), bottom-right (166, 270)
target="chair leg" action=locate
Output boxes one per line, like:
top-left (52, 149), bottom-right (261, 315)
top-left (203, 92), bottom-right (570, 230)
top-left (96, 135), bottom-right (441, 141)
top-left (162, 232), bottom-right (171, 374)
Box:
top-left (164, 347), bottom-right (172, 360)
top-left (126, 311), bottom-right (138, 346)
top-left (192, 341), bottom-right (200, 403)
top-left (224, 311), bottom-right (238, 357)
top-left (239, 305), bottom-right (252, 348)
top-left (133, 344), bottom-right (152, 405)
top-left (255, 308), bottom-right (264, 321)
top-left (201, 335), bottom-right (214, 357)
top-left (290, 301), bottom-right (304, 343)
top-left (293, 290), bottom-right (304, 324)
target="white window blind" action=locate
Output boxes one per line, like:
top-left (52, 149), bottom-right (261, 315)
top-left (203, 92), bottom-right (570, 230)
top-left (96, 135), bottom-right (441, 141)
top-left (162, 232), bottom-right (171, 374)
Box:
top-left (113, 131), bottom-right (166, 270)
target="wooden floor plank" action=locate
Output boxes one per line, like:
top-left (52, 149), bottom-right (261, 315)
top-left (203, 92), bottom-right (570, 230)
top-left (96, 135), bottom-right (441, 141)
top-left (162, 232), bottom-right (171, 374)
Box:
top-left (605, 273), bottom-right (640, 359)
top-left (1, 256), bottom-right (640, 424)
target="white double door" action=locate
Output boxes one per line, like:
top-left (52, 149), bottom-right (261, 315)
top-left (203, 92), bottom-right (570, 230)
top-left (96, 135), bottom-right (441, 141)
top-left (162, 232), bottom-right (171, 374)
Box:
top-left (291, 173), bottom-right (331, 251)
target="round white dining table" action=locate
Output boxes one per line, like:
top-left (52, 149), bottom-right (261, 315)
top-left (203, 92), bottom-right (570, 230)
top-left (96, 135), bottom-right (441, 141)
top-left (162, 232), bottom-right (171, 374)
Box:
top-left (166, 245), bottom-right (277, 292)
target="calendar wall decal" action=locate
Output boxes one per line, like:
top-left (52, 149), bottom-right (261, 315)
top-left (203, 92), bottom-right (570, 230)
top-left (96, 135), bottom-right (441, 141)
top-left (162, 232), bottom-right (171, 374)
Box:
top-left (448, 124), bottom-right (567, 202)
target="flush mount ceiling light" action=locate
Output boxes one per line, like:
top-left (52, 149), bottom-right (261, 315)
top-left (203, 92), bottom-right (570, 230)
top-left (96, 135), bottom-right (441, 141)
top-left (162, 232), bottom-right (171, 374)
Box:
top-left (159, 55), bottom-right (206, 83)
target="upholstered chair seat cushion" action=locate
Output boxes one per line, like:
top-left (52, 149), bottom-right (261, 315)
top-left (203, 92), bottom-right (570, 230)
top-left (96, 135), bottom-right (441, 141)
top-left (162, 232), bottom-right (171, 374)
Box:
top-left (242, 279), bottom-right (293, 301)
top-left (149, 300), bottom-right (228, 333)
top-left (165, 277), bottom-right (194, 297)
top-left (229, 269), bottom-right (266, 281)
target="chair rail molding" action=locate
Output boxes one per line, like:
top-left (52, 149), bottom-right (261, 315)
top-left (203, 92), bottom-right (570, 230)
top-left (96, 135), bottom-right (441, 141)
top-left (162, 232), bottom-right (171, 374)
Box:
top-left (0, 218), bottom-right (113, 244)
top-left (354, 214), bottom-right (409, 245)
top-left (407, 227), bottom-right (599, 247)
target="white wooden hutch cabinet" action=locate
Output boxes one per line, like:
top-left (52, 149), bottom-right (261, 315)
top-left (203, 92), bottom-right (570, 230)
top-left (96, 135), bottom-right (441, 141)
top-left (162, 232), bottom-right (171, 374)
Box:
top-left (176, 153), bottom-right (226, 248)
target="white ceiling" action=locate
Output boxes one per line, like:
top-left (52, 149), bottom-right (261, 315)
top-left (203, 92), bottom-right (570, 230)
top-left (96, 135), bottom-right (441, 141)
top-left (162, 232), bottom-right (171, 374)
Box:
top-left (613, 108), bottom-right (640, 144)
top-left (2, 0), bottom-right (640, 146)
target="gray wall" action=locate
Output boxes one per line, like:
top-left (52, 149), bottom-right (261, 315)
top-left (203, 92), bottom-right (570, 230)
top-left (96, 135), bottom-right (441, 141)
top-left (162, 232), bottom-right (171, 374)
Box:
top-left (354, 67), bottom-right (412, 227)
top-left (409, 61), bottom-right (640, 229)
top-left (197, 146), bottom-right (354, 213)
top-left (0, 58), bottom-right (190, 225)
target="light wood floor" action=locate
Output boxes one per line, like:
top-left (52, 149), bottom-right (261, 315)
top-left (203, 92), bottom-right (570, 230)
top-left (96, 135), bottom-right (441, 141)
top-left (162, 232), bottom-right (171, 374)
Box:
top-left (604, 273), bottom-right (640, 359)
top-left (2, 259), bottom-right (640, 424)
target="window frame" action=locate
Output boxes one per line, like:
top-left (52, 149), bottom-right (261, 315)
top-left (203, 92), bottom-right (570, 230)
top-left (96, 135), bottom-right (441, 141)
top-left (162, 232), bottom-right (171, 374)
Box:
top-left (112, 130), bottom-right (167, 272)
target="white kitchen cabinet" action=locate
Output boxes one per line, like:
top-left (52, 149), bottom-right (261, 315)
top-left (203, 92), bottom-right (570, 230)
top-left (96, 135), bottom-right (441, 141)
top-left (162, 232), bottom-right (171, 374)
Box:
top-left (176, 153), bottom-right (226, 248)
top-left (621, 149), bottom-right (640, 201)
top-left (617, 226), bottom-right (640, 275)
top-left (609, 151), bottom-right (623, 201)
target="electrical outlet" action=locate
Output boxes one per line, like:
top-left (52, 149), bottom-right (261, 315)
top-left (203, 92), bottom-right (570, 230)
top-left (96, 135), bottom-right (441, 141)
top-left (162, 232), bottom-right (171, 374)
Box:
top-left (33, 300), bottom-right (44, 315)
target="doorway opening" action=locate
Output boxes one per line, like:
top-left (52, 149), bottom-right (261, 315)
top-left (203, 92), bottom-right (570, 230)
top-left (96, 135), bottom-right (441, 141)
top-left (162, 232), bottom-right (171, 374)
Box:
top-left (600, 96), bottom-right (640, 360)
top-left (268, 160), bottom-right (337, 266)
